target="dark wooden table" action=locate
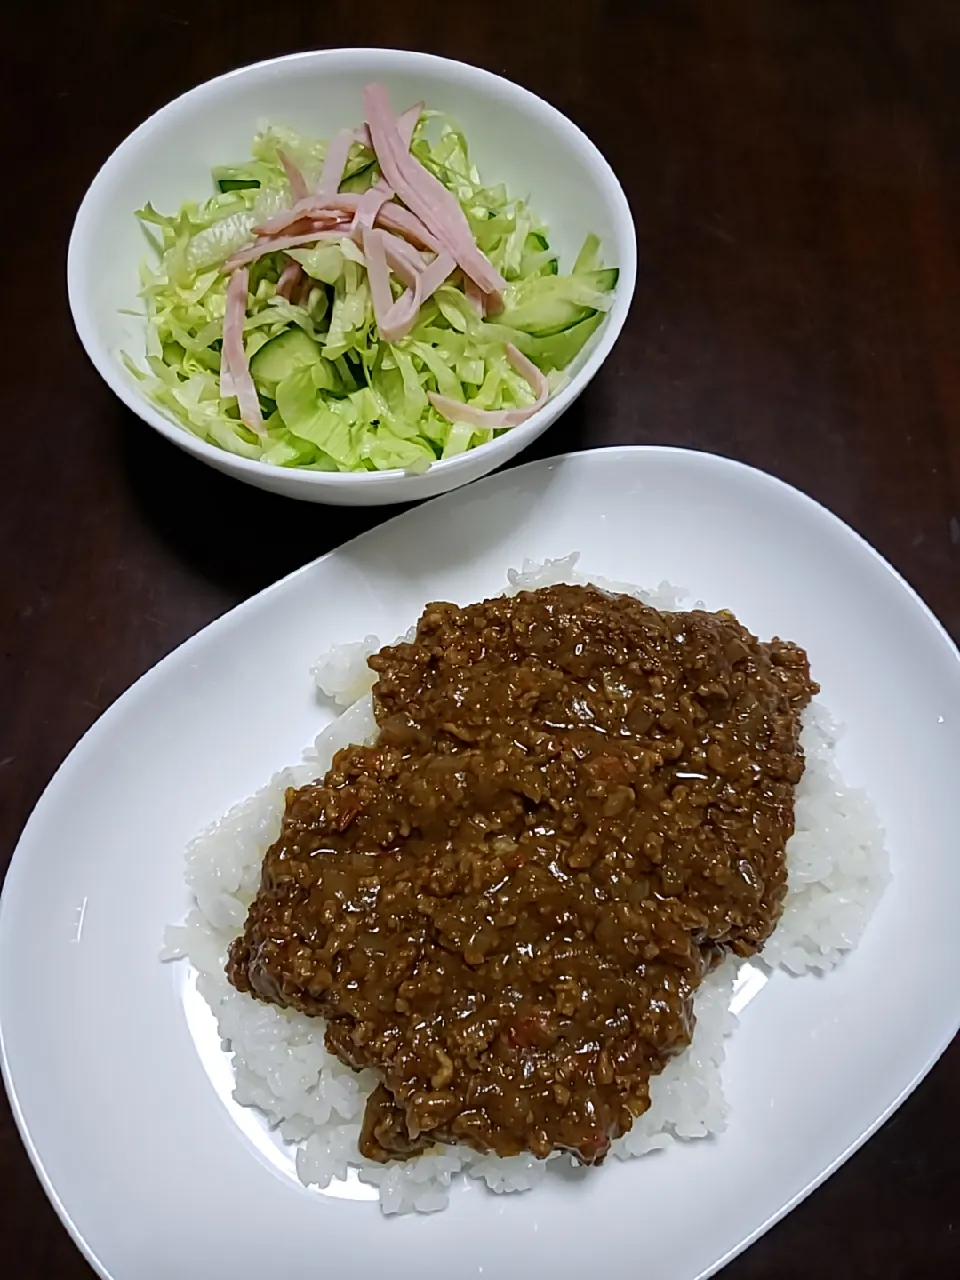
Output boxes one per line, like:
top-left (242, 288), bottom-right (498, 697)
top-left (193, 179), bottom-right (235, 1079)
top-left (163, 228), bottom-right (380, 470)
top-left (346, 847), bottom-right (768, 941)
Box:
top-left (4, 1), bottom-right (959, 1275)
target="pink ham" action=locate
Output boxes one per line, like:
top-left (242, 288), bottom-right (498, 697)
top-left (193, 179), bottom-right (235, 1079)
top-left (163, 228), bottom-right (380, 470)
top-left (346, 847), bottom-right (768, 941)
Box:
top-left (255, 194), bottom-right (362, 238)
top-left (398, 101), bottom-right (425, 148)
top-left (365, 229), bottom-right (455, 343)
top-left (363, 83), bottom-right (506, 304)
top-left (378, 285), bottom-right (421, 342)
top-left (276, 149), bottom-right (308, 203)
top-left (363, 228), bottom-right (395, 333)
top-left (257, 102), bottom-right (420, 235)
top-left (219, 359), bottom-right (236, 399)
top-left (324, 100), bottom-right (439, 198)
top-left (215, 87), bottom-right (524, 422)
top-left (262, 215), bottom-right (323, 240)
top-left (353, 101), bottom-right (424, 153)
top-left (222, 225), bottom-right (352, 271)
top-left (416, 249), bottom-right (457, 302)
top-left (351, 179), bottom-right (394, 237)
top-left (428, 344), bottom-right (549, 429)
top-left (379, 248), bottom-right (456, 342)
top-left (380, 230), bottom-right (430, 283)
top-left (256, 195), bottom-right (441, 254)
top-left (375, 201), bottom-right (443, 254)
top-left (315, 129), bottom-right (355, 199)
top-left (292, 273), bottom-right (314, 308)
top-left (275, 260), bottom-right (303, 300)
top-left (221, 269), bottom-right (265, 437)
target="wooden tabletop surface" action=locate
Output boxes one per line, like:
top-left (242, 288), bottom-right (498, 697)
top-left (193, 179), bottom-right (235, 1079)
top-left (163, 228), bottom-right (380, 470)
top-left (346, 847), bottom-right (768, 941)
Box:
top-left (4, 1), bottom-right (959, 1275)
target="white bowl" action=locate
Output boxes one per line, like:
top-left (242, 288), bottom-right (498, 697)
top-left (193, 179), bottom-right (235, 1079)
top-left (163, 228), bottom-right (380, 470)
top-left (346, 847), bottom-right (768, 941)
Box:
top-left (68, 49), bottom-right (636, 506)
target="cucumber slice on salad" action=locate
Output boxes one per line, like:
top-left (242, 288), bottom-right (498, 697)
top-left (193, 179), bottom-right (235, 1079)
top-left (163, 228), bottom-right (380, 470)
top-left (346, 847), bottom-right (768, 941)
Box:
top-left (212, 163), bottom-right (274, 193)
top-left (520, 232), bottom-right (559, 278)
top-left (498, 268), bottom-right (619, 337)
top-left (249, 329), bottom-right (331, 397)
top-left (520, 311), bottom-right (605, 372)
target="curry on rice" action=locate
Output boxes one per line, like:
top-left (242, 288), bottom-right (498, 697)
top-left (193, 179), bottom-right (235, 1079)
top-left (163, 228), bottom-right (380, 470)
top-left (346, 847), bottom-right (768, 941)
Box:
top-left (228, 584), bottom-right (816, 1164)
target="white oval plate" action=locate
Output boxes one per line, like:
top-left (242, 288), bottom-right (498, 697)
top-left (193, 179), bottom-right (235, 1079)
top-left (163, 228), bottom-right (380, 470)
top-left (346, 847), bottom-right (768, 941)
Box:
top-left (3, 446), bottom-right (959, 1280)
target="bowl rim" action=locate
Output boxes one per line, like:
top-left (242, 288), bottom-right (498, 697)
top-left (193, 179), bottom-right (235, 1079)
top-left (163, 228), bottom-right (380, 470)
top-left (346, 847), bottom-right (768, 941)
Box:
top-left (67, 47), bottom-right (637, 489)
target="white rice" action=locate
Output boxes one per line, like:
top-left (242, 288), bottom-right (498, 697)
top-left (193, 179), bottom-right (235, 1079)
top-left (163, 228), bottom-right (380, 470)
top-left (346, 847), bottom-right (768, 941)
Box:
top-left (162, 555), bottom-right (889, 1214)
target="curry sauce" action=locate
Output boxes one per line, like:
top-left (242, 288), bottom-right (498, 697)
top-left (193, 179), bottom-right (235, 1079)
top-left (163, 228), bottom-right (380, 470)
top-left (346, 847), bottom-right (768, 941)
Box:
top-left (228, 585), bottom-right (816, 1164)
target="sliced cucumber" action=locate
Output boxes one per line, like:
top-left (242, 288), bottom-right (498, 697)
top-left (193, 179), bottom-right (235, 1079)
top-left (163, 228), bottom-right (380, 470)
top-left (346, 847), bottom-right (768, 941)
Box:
top-left (523, 311), bottom-right (605, 372)
top-left (498, 268), bottom-right (619, 337)
top-left (250, 329), bottom-right (327, 397)
top-left (520, 232), bottom-right (559, 278)
top-left (498, 295), bottom-right (592, 337)
top-left (581, 267), bottom-right (618, 291)
top-left (213, 164), bottom-right (267, 194)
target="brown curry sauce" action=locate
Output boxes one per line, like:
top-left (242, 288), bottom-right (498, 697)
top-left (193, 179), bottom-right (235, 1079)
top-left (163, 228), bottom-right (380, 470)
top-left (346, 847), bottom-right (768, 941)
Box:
top-left (228, 585), bottom-right (816, 1165)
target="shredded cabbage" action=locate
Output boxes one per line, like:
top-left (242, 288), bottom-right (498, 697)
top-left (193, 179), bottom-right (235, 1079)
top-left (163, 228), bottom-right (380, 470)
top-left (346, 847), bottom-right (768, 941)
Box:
top-left (127, 110), bottom-right (615, 472)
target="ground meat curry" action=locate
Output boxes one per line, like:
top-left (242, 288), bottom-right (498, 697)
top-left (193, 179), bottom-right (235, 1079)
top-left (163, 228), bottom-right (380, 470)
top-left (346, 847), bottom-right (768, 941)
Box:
top-left (228, 585), bottom-right (816, 1165)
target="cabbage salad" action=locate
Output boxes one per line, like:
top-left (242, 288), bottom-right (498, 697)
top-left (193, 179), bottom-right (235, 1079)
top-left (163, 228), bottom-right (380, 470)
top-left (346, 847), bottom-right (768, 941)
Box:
top-left (126, 83), bottom-right (618, 473)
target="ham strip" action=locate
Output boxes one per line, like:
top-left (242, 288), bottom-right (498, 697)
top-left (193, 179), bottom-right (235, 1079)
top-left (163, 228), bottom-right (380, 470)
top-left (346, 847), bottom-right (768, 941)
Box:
top-left (275, 260), bottom-right (303, 300)
top-left (315, 129), bottom-right (355, 199)
top-left (428, 344), bottom-right (549, 429)
top-left (380, 250), bottom-right (456, 342)
top-left (417, 250), bottom-right (457, 302)
top-left (363, 83), bottom-right (506, 304)
top-left (353, 101), bottom-right (424, 153)
top-left (220, 270), bottom-right (240, 398)
top-left (380, 231), bottom-right (430, 284)
top-left (379, 283), bottom-right (421, 342)
top-left (399, 102), bottom-right (425, 148)
top-left (256, 195), bottom-right (440, 253)
top-left (264, 215), bottom-right (324, 239)
top-left (222, 269), bottom-right (265, 437)
top-left (222, 226), bottom-right (352, 271)
top-left (258, 102), bottom-right (420, 235)
top-left (293, 273), bottom-right (314, 308)
top-left (219, 358), bottom-right (236, 399)
top-left (363, 229), bottom-right (395, 332)
top-left (213, 87), bottom-right (526, 429)
top-left (255, 193), bottom-right (362, 238)
top-left (276, 149), bottom-right (308, 203)
top-left (365, 231), bottom-right (455, 343)
top-left (351, 179), bottom-right (394, 237)
top-left (375, 201), bottom-right (444, 254)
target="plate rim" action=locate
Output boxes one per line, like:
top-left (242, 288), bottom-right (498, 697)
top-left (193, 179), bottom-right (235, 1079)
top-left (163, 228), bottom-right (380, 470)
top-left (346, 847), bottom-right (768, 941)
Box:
top-left (3, 443), bottom-right (959, 1280)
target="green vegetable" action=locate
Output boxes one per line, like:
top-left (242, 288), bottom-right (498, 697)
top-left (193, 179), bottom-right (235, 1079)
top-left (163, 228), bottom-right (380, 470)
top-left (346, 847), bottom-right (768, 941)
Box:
top-left (517, 312), bottom-right (606, 373)
top-left (249, 329), bottom-right (332, 397)
top-left (498, 269), bottom-right (619, 337)
top-left (522, 232), bottom-right (559, 277)
top-left (338, 163), bottom-right (380, 194)
top-left (127, 113), bottom-right (617, 473)
top-left (573, 232), bottom-right (603, 274)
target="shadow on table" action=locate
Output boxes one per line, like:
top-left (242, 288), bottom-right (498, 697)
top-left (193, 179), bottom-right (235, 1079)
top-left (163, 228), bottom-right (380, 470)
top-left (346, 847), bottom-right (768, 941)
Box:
top-left (116, 388), bottom-right (592, 600)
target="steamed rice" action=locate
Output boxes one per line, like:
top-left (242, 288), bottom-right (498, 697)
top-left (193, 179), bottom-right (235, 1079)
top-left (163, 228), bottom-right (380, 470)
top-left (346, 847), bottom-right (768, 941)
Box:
top-left (162, 555), bottom-right (889, 1214)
